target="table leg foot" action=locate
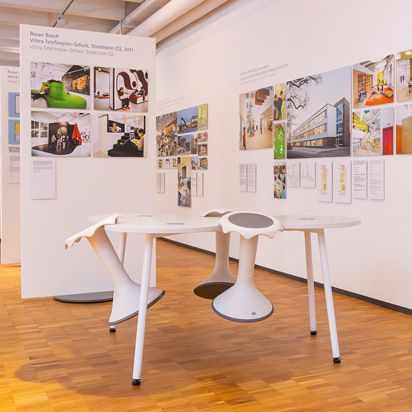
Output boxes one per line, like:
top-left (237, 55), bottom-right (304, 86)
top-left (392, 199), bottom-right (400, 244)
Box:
top-left (132, 379), bottom-right (141, 386)
top-left (109, 326), bottom-right (116, 333)
top-left (333, 357), bottom-right (341, 364)
top-left (310, 330), bottom-right (317, 336)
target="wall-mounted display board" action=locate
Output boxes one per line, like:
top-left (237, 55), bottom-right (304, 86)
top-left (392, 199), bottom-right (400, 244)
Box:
top-left (237, 47), bottom-right (412, 206)
top-left (0, 67), bottom-right (21, 263)
top-left (156, 104), bottom-right (208, 208)
top-left (239, 48), bottom-right (412, 167)
top-left (20, 25), bottom-right (155, 297)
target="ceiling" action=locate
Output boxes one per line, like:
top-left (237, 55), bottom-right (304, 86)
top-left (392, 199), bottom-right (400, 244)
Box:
top-left (0, 0), bottom-right (172, 66)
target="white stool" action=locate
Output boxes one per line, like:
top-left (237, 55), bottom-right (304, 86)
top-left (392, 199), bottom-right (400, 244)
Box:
top-left (194, 210), bottom-right (235, 299)
top-left (212, 212), bottom-right (282, 322)
top-left (65, 214), bottom-right (165, 327)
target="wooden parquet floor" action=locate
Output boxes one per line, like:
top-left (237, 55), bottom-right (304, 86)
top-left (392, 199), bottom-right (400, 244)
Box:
top-left (1, 240), bottom-right (412, 411)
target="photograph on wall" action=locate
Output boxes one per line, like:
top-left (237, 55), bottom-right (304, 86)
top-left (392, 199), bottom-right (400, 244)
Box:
top-left (287, 67), bottom-right (351, 158)
top-left (31, 111), bottom-right (91, 157)
top-left (396, 104), bottom-right (412, 154)
top-left (198, 103), bottom-right (208, 130)
top-left (199, 157), bottom-right (208, 170)
top-left (177, 156), bottom-right (192, 207)
top-left (8, 92), bottom-right (20, 117)
top-left (195, 131), bottom-right (208, 154)
top-left (274, 83), bottom-right (286, 121)
top-left (240, 87), bottom-right (273, 150)
top-left (396, 50), bottom-right (412, 102)
top-left (31, 62), bottom-right (90, 109)
top-left (191, 156), bottom-right (199, 170)
top-left (8, 119), bottom-right (20, 145)
top-left (156, 112), bottom-right (177, 157)
top-left (287, 160), bottom-right (300, 188)
top-left (93, 66), bottom-right (148, 112)
top-left (93, 113), bottom-right (145, 157)
top-left (352, 55), bottom-right (394, 108)
top-left (178, 134), bottom-right (194, 155)
top-left (273, 162), bottom-right (287, 199)
top-left (274, 122), bottom-right (286, 159)
top-left (177, 106), bottom-right (198, 134)
top-left (352, 108), bottom-right (393, 156)
top-left (317, 160), bottom-right (332, 202)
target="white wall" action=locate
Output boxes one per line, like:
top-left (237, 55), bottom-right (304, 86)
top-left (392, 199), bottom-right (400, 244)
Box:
top-left (0, 67), bottom-right (21, 264)
top-left (155, 0), bottom-right (412, 309)
top-left (20, 26), bottom-right (156, 298)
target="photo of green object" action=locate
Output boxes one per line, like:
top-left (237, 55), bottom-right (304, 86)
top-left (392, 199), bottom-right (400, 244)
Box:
top-left (274, 123), bottom-right (286, 159)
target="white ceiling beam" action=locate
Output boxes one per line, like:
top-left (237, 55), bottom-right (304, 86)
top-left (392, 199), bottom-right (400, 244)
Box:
top-left (0, 46), bottom-right (19, 54)
top-left (111, 0), bottom-right (170, 34)
top-left (154, 0), bottom-right (230, 43)
top-left (128, 0), bottom-right (206, 37)
top-left (0, 0), bottom-right (128, 21)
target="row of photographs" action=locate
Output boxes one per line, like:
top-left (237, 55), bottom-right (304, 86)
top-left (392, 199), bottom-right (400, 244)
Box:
top-left (30, 111), bottom-right (145, 158)
top-left (156, 105), bottom-right (208, 157)
top-left (157, 156), bottom-right (208, 170)
top-left (273, 159), bottom-right (384, 203)
top-left (240, 49), bottom-right (412, 158)
top-left (31, 62), bottom-right (148, 112)
top-left (273, 104), bottom-right (412, 158)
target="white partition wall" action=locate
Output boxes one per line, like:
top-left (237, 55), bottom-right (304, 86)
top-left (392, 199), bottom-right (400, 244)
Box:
top-left (155, 0), bottom-right (412, 310)
top-left (0, 67), bottom-right (21, 264)
top-left (20, 25), bottom-right (156, 298)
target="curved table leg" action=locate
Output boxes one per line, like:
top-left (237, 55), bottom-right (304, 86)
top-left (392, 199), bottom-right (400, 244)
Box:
top-left (132, 233), bottom-right (154, 386)
top-left (87, 227), bottom-right (165, 326)
top-left (212, 236), bottom-right (273, 322)
top-left (304, 231), bottom-right (317, 335)
top-left (194, 231), bottom-right (234, 299)
top-left (317, 229), bottom-right (341, 363)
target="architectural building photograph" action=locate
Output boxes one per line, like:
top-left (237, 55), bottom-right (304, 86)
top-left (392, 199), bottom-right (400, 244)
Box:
top-left (287, 67), bottom-right (351, 158)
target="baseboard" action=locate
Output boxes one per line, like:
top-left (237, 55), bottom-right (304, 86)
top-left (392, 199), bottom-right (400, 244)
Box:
top-left (159, 237), bottom-right (412, 316)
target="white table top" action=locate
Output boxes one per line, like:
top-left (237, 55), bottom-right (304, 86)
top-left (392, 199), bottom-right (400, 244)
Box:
top-left (102, 214), bottom-right (221, 235)
top-left (274, 215), bottom-right (360, 230)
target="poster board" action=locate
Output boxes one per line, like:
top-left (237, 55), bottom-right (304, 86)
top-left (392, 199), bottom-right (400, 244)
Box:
top-left (20, 25), bottom-right (156, 298)
top-left (0, 67), bottom-right (21, 263)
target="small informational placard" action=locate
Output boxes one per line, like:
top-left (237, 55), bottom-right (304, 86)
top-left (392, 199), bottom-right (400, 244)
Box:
top-left (333, 159), bottom-right (351, 204)
top-left (247, 163), bottom-right (257, 193)
top-left (352, 160), bottom-right (367, 200)
top-left (191, 171), bottom-right (198, 197)
top-left (196, 171), bottom-right (204, 197)
top-left (239, 163), bottom-right (247, 192)
top-left (156, 172), bottom-right (166, 194)
top-left (301, 160), bottom-right (316, 188)
top-left (287, 160), bottom-right (300, 188)
top-left (8, 147), bottom-right (20, 184)
top-left (31, 160), bottom-right (56, 200)
top-left (317, 160), bottom-right (332, 202)
top-left (368, 159), bottom-right (385, 200)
